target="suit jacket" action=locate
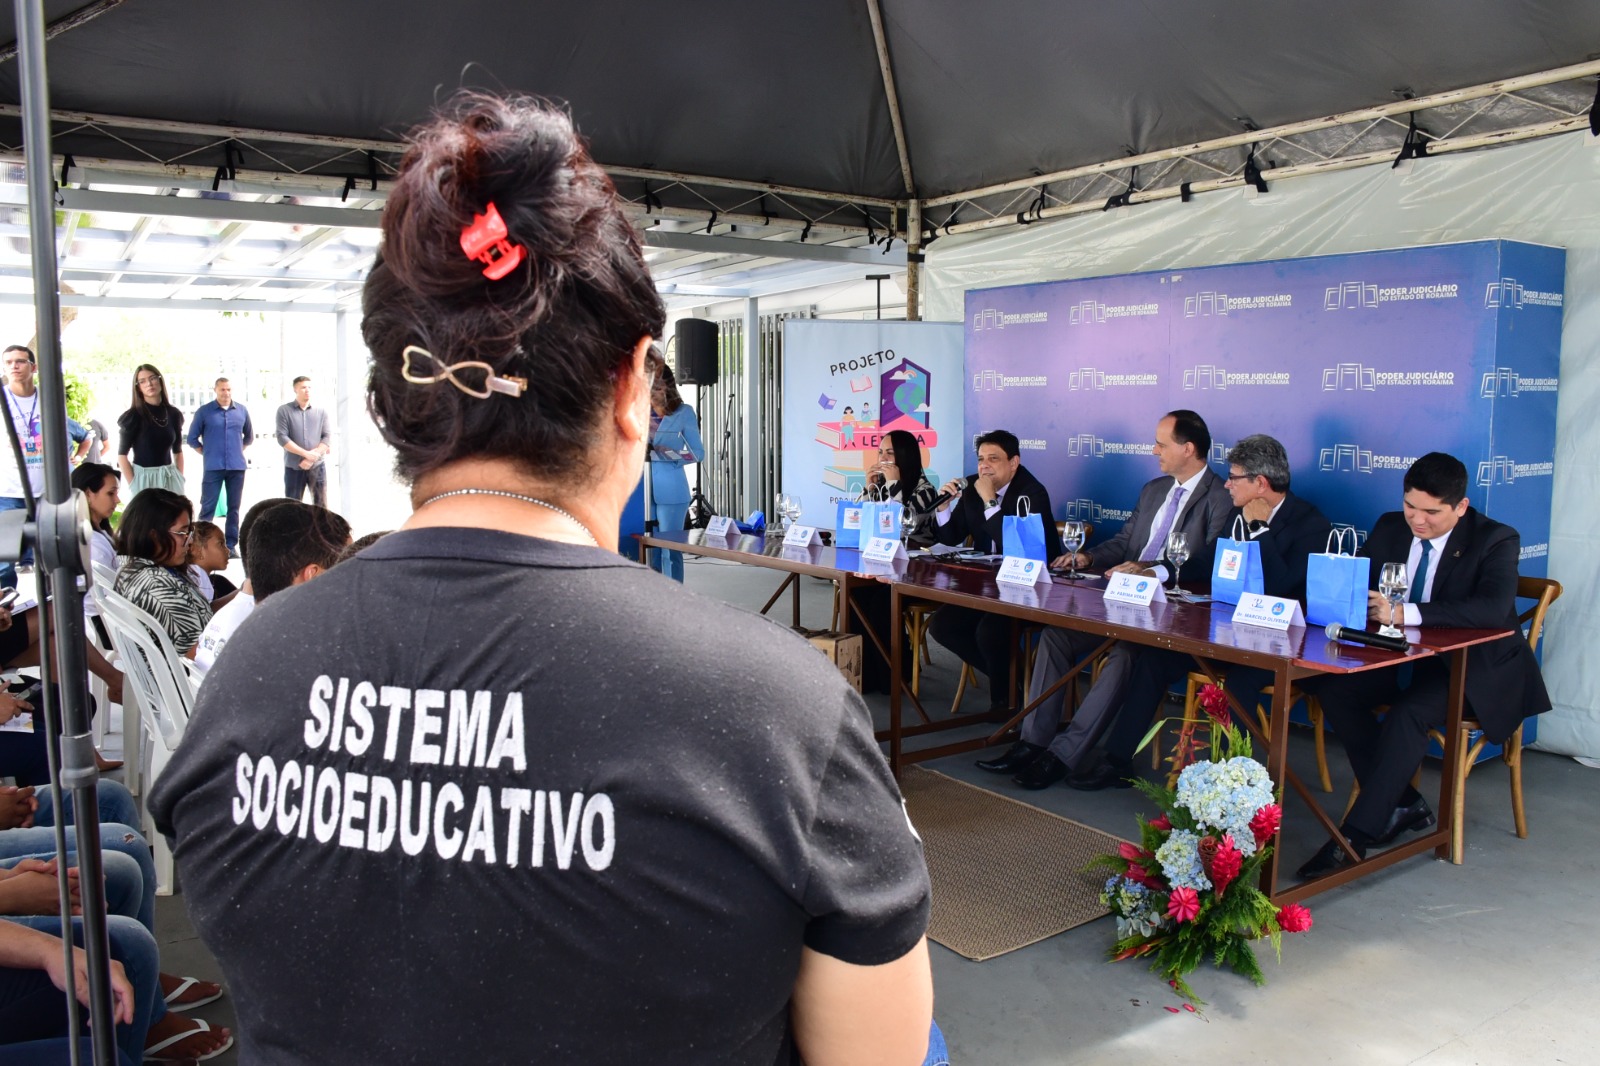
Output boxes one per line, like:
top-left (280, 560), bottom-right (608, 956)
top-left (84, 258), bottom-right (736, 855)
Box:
top-left (932, 463), bottom-right (1065, 558)
top-left (1087, 468), bottom-right (1232, 573)
top-left (1362, 508), bottom-right (1550, 741)
top-left (648, 405), bottom-right (705, 506)
top-left (1186, 492), bottom-right (1331, 599)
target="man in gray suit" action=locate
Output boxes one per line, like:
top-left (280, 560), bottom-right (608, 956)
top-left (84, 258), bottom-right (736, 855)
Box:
top-left (978, 409), bottom-right (1232, 789)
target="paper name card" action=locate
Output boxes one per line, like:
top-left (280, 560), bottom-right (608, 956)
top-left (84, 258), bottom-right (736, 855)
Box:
top-left (704, 515), bottom-right (735, 539)
top-left (783, 524), bottom-right (818, 547)
top-left (861, 537), bottom-right (907, 563)
top-left (1103, 572), bottom-right (1167, 606)
top-left (1232, 593), bottom-right (1305, 631)
top-left (996, 555), bottom-right (1048, 586)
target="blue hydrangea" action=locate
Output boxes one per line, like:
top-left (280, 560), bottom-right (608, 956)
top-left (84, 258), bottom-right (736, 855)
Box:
top-left (1155, 828), bottom-right (1212, 892)
top-left (1100, 875), bottom-right (1168, 939)
top-left (1174, 756), bottom-right (1275, 857)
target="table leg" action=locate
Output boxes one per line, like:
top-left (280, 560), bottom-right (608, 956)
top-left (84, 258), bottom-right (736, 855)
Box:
top-left (1435, 648), bottom-right (1468, 860)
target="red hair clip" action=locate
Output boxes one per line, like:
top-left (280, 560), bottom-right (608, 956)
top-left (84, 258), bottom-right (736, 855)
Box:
top-left (460, 202), bottom-right (526, 280)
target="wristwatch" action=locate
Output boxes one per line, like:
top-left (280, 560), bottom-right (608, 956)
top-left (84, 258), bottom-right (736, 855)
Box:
top-left (985, 497), bottom-right (1000, 509)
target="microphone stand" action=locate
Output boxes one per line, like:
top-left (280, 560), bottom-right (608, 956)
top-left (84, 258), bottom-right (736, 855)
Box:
top-left (12, 2), bottom-right (117, 1062)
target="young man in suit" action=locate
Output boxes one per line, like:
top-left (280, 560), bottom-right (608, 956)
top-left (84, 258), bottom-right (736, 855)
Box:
top-left (1296, 452), bottom-right (1550, 879)
top-left (928, 429), bottom-right (1065, 714)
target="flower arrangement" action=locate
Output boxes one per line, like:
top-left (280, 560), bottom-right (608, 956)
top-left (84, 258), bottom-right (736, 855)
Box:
top-left (1092, 684), bottom-right (1313, 1003)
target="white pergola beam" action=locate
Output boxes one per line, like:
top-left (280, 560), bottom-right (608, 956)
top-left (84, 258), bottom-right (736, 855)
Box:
top-left (643, 228), bottom-right (905, 266)
top-left (0, 292), bottom-right (339, 313)
top-left (56, 188), bottom-right (383, 229)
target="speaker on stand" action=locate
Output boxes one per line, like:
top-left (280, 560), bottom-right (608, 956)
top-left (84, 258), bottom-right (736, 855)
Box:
top-left (673, 319), bottom-right (721, 527)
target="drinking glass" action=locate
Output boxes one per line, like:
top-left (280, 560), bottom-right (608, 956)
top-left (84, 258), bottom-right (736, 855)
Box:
top-left (1060, 520), bottom-right (1086, 579)
top-left (1378, 561), bottom-right (1409, 637)
top-left (773, 493), bottom-right (791, 535)
top-left (901, 502), bottom-right (917, 548)
top-left (1166, 530), bottom-right (1190, 594)
top-left (784, 493), bottom-right (804, 530)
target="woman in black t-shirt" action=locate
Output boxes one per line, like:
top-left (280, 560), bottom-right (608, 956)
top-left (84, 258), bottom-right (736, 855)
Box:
top-left (117, 363), bottom-right (185, 500)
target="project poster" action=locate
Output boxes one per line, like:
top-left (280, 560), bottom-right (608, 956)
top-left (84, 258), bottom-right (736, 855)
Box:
top-left (781, 319), bottom-right (964, 528)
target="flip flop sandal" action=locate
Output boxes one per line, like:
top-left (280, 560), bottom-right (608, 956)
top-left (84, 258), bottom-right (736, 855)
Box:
top-left (163, 974), bottom-right (224, 1011)
top-left (144, 1016), bottom-right (235, 1062)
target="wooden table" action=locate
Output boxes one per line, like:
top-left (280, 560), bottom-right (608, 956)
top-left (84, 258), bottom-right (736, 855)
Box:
top-left (885, 558), bottom-right (1510, 903)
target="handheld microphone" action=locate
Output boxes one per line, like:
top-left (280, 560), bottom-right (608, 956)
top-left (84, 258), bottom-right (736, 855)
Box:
top-left (926, 473), bottom-right (978, 512)
top-left (1324, 622), bottom-right (1410, 653)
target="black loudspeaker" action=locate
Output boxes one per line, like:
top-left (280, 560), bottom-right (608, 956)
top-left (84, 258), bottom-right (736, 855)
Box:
top-left (674, 318), bottom-right (719, 386)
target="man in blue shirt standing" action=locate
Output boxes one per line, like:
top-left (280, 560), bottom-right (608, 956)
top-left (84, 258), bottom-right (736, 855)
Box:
top-left (187, 376), bottom-right (253, 555)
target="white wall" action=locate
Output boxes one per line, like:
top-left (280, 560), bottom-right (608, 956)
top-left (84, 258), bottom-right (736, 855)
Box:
top-left (921, 131), bottom-right (1600, 761)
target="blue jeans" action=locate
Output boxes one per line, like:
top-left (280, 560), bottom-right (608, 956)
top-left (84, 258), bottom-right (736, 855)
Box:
top-left (0, 914), bottom-right (161, 1064)
top-left (923, 1019), bottom-right (950, 1066)
top-left (0, 497), bottom-right (26, 588)
top-left (0, 826), bottom-right (156, 934)
top-left (198, 469), bottom-right (246, 549)
top-left (649, 501), bottom-right (689, 581)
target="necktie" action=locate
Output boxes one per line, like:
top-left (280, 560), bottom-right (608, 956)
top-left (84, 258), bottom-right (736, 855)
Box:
top-left (1141, 486), bottom-right (1186, 562)
top-left (1409, 539), bottom-right (1432, 604)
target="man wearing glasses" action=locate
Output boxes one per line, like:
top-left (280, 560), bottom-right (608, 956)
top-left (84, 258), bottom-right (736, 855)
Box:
top-left (0, 344), bottom-right (92, 588)
top-left (977, 410), bottom-right (1232, 790)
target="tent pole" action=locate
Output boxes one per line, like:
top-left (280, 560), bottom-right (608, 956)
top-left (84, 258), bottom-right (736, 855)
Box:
top-left (13, 0), bottom-right (118, 1062)
top-left (905, 199), bottom-right (921, 321)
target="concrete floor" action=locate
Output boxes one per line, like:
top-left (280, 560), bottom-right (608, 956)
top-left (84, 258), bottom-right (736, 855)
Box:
top-left (146, 552), bottom-right (1600, 1065)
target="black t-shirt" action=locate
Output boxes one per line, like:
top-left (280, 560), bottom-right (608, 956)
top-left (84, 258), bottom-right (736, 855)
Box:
top-left (117, 405), bottom-right (184, 466)
top-left (149, 528), bottom-right (929, 1065)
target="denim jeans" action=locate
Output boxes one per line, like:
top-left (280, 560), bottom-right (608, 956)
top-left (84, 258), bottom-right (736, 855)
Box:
top-left (0, 914), bottom-right (161, 1064)
top-left (198, 469), bottom-right (246, 549)
top-left (0, 826), bottom-right (155, 934)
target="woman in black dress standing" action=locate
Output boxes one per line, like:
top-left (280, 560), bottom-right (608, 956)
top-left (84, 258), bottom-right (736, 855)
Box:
top-left (117, 363), bottom-right (185, 499)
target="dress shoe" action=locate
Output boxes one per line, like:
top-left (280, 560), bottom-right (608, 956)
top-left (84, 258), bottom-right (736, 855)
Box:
top-left (975, 741), bottom-right (1045, 775)
top-left (1066, 759), bottom-right (1134, 791)
top-left (1014, 752), bottom-right (1070, 790)
top-left (1296, 837), bottom-right (1368, 880)
top-left (1375, 797), bottom-right (1436, 845)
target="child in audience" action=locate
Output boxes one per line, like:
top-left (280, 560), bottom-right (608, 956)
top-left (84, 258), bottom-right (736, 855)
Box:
top-left (185, 522), bottom-right (237, 607)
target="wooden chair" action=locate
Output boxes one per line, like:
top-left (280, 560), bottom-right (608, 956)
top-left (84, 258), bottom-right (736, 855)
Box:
top-left (1426, 575), bottom-right (1561, 864)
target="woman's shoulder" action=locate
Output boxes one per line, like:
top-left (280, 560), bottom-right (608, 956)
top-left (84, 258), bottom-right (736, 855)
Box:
top-left (116, 407), bottom-right (140, 429)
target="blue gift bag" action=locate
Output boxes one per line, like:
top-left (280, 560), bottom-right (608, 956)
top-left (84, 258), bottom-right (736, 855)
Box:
top-left (834, 497), bottom-right (865, 549)
top-left (1211, 515), bottom-right (1265, 605)
top-left (1002, 496), bottom-right (1048, 562)
top-left (1306, 528), bottom-right (1371, 630)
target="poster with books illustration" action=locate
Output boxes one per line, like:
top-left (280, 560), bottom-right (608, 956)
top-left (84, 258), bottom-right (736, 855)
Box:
top-left (781, 320), bottom-right (964, 530)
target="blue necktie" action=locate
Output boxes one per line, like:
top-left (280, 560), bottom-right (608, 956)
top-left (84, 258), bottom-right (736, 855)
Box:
top-left (1409, 539), bottom-right (1432, 605)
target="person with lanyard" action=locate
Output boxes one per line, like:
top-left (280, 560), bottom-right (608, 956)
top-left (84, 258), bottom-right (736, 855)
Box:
top-left (148, 91), bottom-right (939, 1066)
top-left (0, 344), bottom-right (92, 588)
top-left (643, 350), bottom-right (704, 581)
top-left (116, 363), bottom-right (185, 500)
top-left (186, 376), bottom-right (254, 556)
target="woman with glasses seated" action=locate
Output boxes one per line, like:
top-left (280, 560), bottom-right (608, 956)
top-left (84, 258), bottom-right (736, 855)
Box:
top-left (116, 364), bottom-right (185, 500)
top-left (112, 488), bottom-right (211, 658)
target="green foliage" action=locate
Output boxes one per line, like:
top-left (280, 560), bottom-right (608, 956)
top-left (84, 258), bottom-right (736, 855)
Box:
top-left (62, 369), bottom-right (92, 423)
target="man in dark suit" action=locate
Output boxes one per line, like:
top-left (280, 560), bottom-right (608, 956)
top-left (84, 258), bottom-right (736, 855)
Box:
top-left (978, 410), bottom-right (1231, 785)
top-left (1056, 433), bottom-right (1334, 790)
top-left (1296, 452), bottom-right (1550, 878)
top-left (928, 429), bottom-right (1065, 714)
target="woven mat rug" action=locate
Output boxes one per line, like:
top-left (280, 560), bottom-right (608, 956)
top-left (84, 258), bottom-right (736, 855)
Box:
top-left (900, 766), bottom-right (1127, 961)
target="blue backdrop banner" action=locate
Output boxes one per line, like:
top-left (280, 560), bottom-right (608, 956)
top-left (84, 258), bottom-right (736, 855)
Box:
top-left (783, 320), bottom-right (965, 528)
top-left (963, 240), bottom-right (1563, 577)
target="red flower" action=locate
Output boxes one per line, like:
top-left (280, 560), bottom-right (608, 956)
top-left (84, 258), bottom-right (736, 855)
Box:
top-left (1125, 862), bottom-right (1165, 891)
top-left (1249, 803), bottom-right (1283, 848)
top-left (1166, 887), bottom-right (1201, 923)
top-left (1147, 813), bottom-right (1172, 831)
top-left (1276, 903), bottom-right (1313, 933)
top-left (1198, 684), bottom-right (1230, 726)
top-left (1209, 835), bottom-right (1244, 897)
top-left (1119, 841), bottom-right (1151, 862)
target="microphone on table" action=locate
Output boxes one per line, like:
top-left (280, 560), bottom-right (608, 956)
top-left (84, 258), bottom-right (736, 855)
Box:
top-left (925, 473), bottom-right (978, 513)
top-left (1324, 622), bottom-right (1410, 653)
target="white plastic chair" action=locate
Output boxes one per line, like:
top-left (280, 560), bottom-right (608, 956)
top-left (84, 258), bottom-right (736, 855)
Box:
top-left (88, 561), bottom-right (136, 793)
top-left (93, 580), bottom-right (197, 895)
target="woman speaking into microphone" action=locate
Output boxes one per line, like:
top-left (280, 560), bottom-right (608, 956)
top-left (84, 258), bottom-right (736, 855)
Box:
top-left (858, 428), bottom-right (939, 693)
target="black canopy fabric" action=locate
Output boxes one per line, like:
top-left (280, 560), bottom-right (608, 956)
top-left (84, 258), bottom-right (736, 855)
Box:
top-left (1, 0), bottom-right (1598, 212)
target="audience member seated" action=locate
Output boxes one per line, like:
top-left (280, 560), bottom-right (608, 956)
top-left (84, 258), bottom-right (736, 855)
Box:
top-left (337, 530), bottom-right (391, 564)
top-left (193, 502), bottom-right (350, 679)
top-left (185, 522), bottom-right (238, 607)
top-left (859, 428), bottom-right (940, 693)
top-left (1295, 452), bottom-right (1550, 879)
top-left (979, 410), bottom-right (1232, 787)
top-left (150, 91), bottom-right (935, 1065)
top-left (112, 489), bottom-right (211, 658)
top-left (70, 462), bottom-right (122, 580)
top-left (0, 917), bottom-right (141, 1065)
top-left (0, 598), bottom-right (123, 783)
top-left (928, 429), bottom-right (1064, 715)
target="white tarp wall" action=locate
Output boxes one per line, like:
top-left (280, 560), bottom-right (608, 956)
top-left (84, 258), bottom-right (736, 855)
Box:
top-left (922, 131), bottom-right (1600, 762)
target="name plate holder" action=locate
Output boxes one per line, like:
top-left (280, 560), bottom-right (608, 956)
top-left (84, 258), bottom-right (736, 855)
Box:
top-left (1103, 572), bottom-right (1166, 606)
top-left (704, 515), bottom-right (736, 540)
top-left (1232, 593), bottom-right (1305, 631)
top-left (861, 537), bottom-right (907, 564)
top-left (996, 556), bottom-right (1048, 586)
top-left (783, 525), bottom-right (819, 548)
